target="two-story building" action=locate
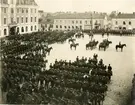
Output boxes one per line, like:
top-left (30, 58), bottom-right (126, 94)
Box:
top-left (0, 0), bottom-right (39, 37)
top-left (112, 13), bottom-right (135, 30)
top-left (53, 13), bottom-right (108, 31)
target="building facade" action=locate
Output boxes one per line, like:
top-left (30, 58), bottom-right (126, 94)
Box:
top-left (0, 0), bottom-right (38, 38)
top-left (112, 13), bottom-right (135, 30)
top-left (53, 13), bottom-right (108, 31)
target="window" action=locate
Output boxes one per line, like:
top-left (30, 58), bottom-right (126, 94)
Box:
top-left (26, 17), bottom-right (28, 23)
top-left (90, 20), bottom-right (92, 24)
top-left (22, 9), bottom-right (24, 13)
top-left (31, 17), bottom-right (33, 22)
top-left (72, 21), bottom-right (74, 24)
top-left (4, 29), bottom-right (7, 35)
top-left (76, 26), bottom-right (78, 29)
top-left (80, 21), bottom-right (82, 24)
top-left (35, 17), bottom-right (36, 22)
top-left (11, 8), bottom-right (14, 13)
top-left (31, 26), bottom-right (33, 31)
top-left (21, 17), bottom-right (23, 23)
top-left (64, 26), bottom-right (67, 29)
top-left (4, 18), bottom-right (6, 24)
top-left (35, 25), bottom-right (37, 30)
top-left (60, 25), bottom-right (62, 28)
top-left (26, 26), bottom-right (28, 32)
top-left (85, 21), bottom-right (87, 24)
top-left (115, 21), bottom-right (118, 25)
top-left (17, 27), bottom-right (19, 33)
top-left (68, 26), bottom-right (70, 28)
top-left (17, 8), bottom-right (19, 13)
top-left (56, 25), bottom-right (58, 28)
top-left (26, 9), bottom-right (28, 13)
top-left (80, 26), bottom-right (82, 29)
top-left (123, 21), bottom-right (126, 25)
top-left (11, 18), bottom-right (13, 23)
top-left (129, 21), bottom-right (131, 25)
top-left (17, 17), bottom-right (19, 23)
top-left (35, 9), bottom-right (36, 13)
top-left (4, 8), bottom-right (6, 13)
top-left (72, 26), bottom-right (74, 29)
top-left (21, 27), bottom-right (24, 32)
top-left (76, 21), bottom-right (78, 24)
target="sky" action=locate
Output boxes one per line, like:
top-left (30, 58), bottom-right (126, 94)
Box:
top-left (35, 0), bottom-right (135, 13)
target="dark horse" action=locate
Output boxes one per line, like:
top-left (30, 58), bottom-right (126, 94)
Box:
top-left (70, 43), bottom-right (79, 50)
top-left (116, 44), bottom-right (126, 52)
top-left (75, 33), bottom-right (84, 38)
top-left (86, 41), bottom-right (98, 50)
top-left (99, 43), bottom-right (107, 51)
top-left (45, 47), bottom-right (53, 55)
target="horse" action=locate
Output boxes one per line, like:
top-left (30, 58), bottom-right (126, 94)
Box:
top-left (103, 39), bottom-right (112, 47)
top-left (99, 43), bottom-right (107, 51)
top-left (70, 43), bottom-right (79, 50)
top-left (75, 33), bottom-right (84, 38)
top-left (75, 33), bottom-right (81, 38)
top-left (116, 44), bottom-right (126, 52)
top-left (45, 47), bottom-right (53, 55)
top-left (86, 41), bottom-right (99, 50)
top-left (68, 39), bottom-right (76, 43)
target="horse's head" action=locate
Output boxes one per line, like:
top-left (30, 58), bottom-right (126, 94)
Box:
top-left (123, 44), bottom-right (126, 47)
top-left (50, 47), bottom-right (53, 50)
top-left (76, 43), bottom-right (79, 46)
top-left (109, 41), bottom-right (112, 44)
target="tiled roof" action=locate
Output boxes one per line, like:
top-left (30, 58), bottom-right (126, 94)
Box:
top-left (113, 13), bottom-right (135, 19)
top-left (54, 13), bottom-right (106, 19)
top-left (16, 0), bottom-right (38, 6)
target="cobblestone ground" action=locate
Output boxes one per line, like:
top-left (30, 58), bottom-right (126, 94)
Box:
top-left (46, 34), bottom-right (135, 105)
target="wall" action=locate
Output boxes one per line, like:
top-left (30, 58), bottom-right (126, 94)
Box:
top-left (53, 18), bottom-right (105, 31)
top-left (112, 18), bottom-right (135, 30)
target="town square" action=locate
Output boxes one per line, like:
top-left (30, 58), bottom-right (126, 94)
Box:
top-left (0, 0), bottom-right (135, 105)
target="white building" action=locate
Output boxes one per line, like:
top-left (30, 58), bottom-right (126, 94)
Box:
top-left (53, 13), bottom-right (108, 31)
top-left (112, 13), bottom-right (135, 30)
top-left (0, 0), bottom-right (39, 38)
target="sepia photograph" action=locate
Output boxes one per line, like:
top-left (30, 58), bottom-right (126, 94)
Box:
top-left (0, 0), bottom-right (135, 105)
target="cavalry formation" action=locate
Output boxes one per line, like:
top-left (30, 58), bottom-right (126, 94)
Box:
top-left (68, 32), bottom-right (127, 52)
